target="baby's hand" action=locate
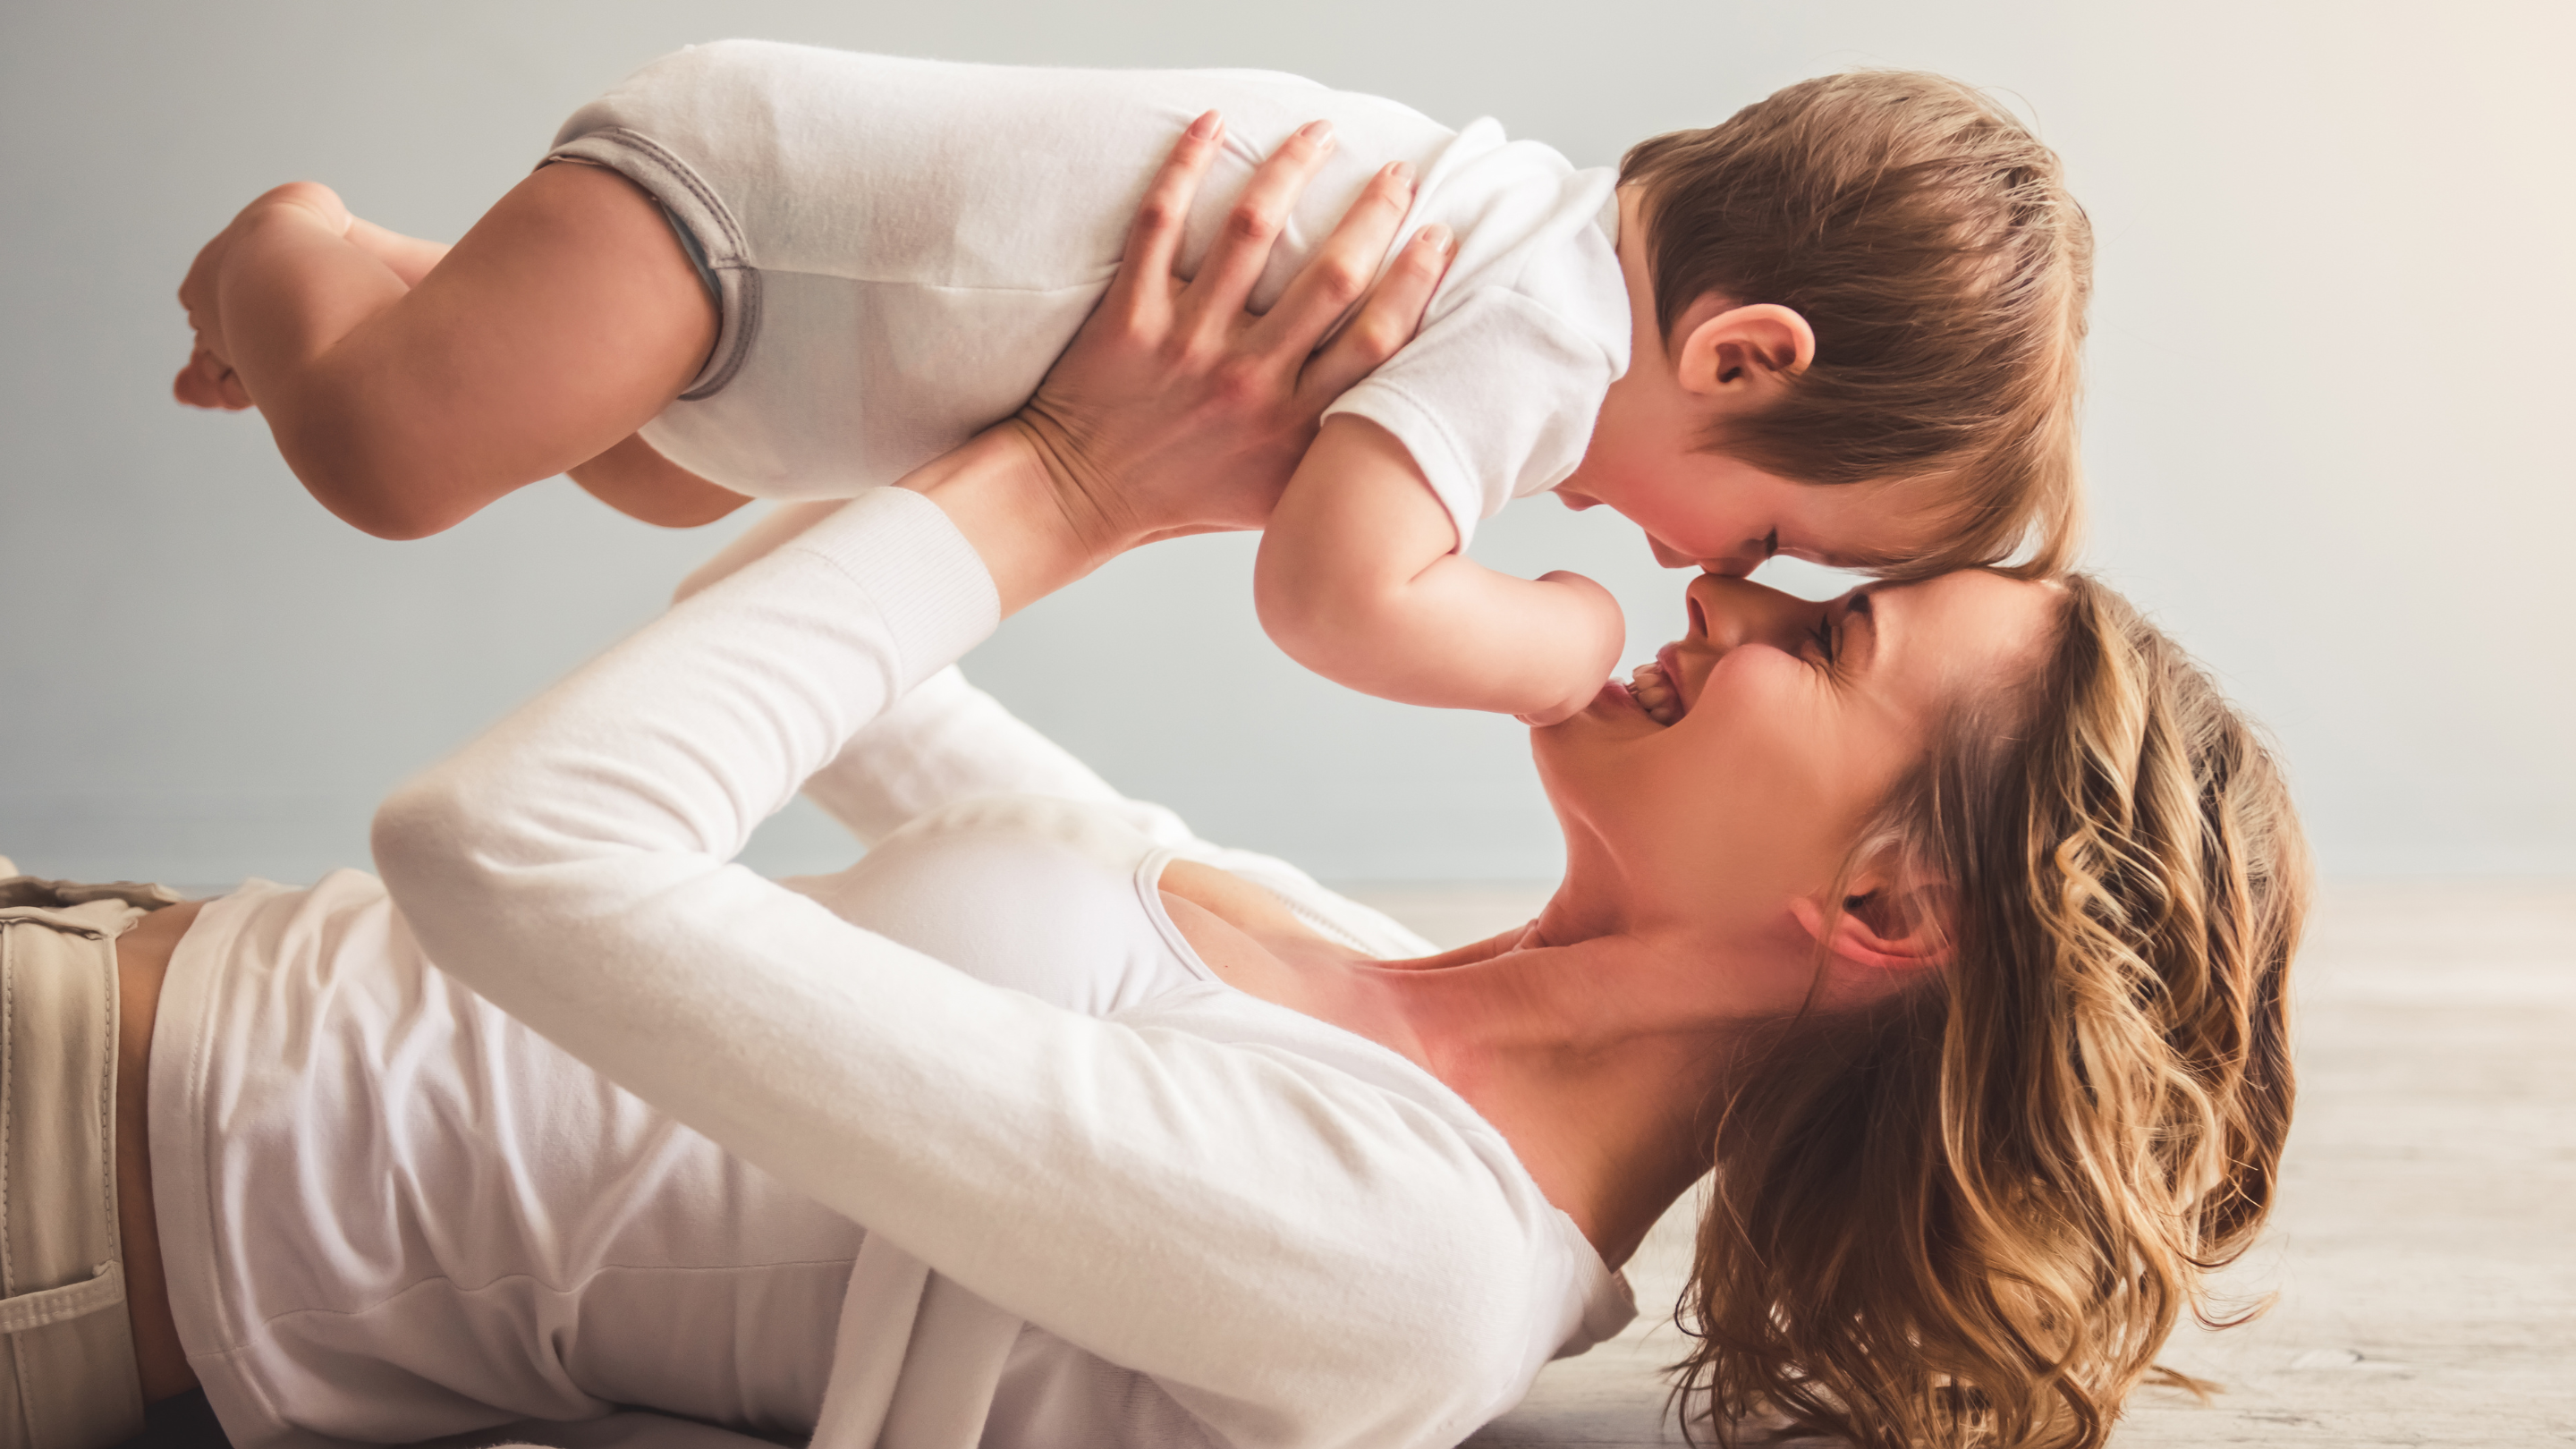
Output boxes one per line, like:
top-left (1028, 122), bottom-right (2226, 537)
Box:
top-left (1624, 661), bottom-right (1683, 725)
top-left (1513, 571), bottom-right (1627, 727)
top-left (173, 182), bottom-right (353, 411)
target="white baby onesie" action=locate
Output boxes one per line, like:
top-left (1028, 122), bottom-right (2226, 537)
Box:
top-left (547, 40), bottom-right (1631, 547)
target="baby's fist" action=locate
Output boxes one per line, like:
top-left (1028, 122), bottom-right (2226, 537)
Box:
top-left (1513, 571), bottom-right (1625, 726)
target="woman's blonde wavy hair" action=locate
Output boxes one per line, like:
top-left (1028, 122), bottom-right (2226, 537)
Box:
top-left (1675, 573), bottom-right (2309, 1449)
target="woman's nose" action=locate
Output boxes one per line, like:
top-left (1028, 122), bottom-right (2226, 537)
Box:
top-left (1685, 572), bottom-right (1817, 651)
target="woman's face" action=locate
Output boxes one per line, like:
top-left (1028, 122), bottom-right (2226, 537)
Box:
top-left (1531, 570), bottom-right (2060, 970)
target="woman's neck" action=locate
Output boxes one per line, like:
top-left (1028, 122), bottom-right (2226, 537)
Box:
top-left (1368, 926), bottom-right (1757, 1266)
top-left (1161, 861), bottom-right (1779, 1266)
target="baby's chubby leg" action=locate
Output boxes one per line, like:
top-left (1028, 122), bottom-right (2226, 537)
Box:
top-left (174, 165), bottom-right (715, 538)
top-left (341, 214), bottom-right (451, 287)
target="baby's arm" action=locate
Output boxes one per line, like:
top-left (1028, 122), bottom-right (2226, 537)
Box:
top-left (1255, 417), bottom-right (1623, 724)
top-left (173, 165), bottom-right (716, 538)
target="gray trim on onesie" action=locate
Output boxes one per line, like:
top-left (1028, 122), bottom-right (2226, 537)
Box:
top-left (543, 127), bottom-right (763, 401)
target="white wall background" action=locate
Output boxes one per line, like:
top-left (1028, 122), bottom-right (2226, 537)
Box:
top-left (3, 0), bottom-right (2569, 886)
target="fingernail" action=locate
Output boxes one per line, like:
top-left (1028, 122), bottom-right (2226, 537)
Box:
top-left (1386, 159), bottom-right (1413, 185)
top-left (1299, 119), bottom-right (1335, 146)
top-left (1189, 110), bottom-right (1221, 140)
top-left (1419, 223), bottom-right (1453, 253)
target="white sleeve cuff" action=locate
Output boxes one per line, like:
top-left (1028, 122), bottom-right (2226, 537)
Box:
top-left (787, 487), bottom-right (1002, 695)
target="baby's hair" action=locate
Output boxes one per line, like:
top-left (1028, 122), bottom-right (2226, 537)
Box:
top-left (1622, 72), bottom-right (2094, 579)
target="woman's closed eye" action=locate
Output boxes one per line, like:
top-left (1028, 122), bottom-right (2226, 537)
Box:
top-left (1805, 592), bottom-right (1872, 674)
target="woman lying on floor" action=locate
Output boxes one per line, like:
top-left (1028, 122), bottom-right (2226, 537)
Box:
top-left (9, 131), bottom-right (2305, 1449)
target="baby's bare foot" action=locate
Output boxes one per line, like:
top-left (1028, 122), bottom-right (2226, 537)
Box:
top-left (172, 182), bottom-right (354, 410)
top-left (247, 180), bottom-right (353, 234)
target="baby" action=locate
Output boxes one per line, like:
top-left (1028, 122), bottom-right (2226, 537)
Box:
top-left (174, 42), bottom-right (2089, 724)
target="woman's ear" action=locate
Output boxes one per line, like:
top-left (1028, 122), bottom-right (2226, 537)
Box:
top-left (1789, 878), bottom-right (1954, 971)
top-left (1674, 302), bottom-right (1816, 402)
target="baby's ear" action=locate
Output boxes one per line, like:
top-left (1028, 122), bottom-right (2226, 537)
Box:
top-left (1790, 873), bottom-right (1954, 971)
top-left (1678, 302), bottom-right (1817, 400)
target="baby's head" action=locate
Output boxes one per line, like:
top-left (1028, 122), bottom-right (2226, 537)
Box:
top-left (1570, 71), bottom-right (2093, 580)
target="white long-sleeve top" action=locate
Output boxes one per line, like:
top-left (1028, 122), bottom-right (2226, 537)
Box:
top-left (370, 489), bottom-right (1629, 1449)
top-left (547, 40), bottom-right (1631, 547)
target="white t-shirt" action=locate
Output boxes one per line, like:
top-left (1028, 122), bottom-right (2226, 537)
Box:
top-left (547, 41), bottom-right (1631, 547)
top-left (164, 495), bottom-right (1631, 1448)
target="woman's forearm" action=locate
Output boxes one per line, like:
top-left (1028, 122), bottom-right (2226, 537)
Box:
top-left (897, 424), bottom-right (1119, 617)
top-left (667, 487), bottom-right (1152, 851)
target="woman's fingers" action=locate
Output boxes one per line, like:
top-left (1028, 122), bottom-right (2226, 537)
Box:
top-left (1298, 223), bottom-right (1454, 403)
top-left (1248, 158), bottom-right (1416, 359)
top-left (1110, 110), bottom-right (1224, 323)
top-left (1003, 117), bottom-right (1447, 555)
top-left (1175, 119), bottom-right (1336, 334)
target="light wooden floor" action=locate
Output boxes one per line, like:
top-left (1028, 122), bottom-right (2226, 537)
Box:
top-left (1344, 881), bottom-right (2576, 1448)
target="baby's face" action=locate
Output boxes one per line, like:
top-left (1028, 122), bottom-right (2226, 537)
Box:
top-left (1557, 434), bottom-right (1944, 577)
top-left (1584, 184), bottom-right (1948, 575)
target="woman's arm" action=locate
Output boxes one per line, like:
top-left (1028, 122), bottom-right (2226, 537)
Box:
top-left (670, 504), bottom-right (1191, 850)
top-left (670, 501), bottom-right (1097, 848)
top-left (374, 122), bottom-right (1519, 1432)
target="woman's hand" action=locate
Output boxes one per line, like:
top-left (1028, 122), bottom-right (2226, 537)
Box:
top-left (1019, 112), bottom-right (1453, 547)
top-left (900, 112), bottom-right (1453, 614)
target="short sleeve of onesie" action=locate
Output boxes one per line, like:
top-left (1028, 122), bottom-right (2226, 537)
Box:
top-left (1322, 120), bottom-right (1631, 548)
